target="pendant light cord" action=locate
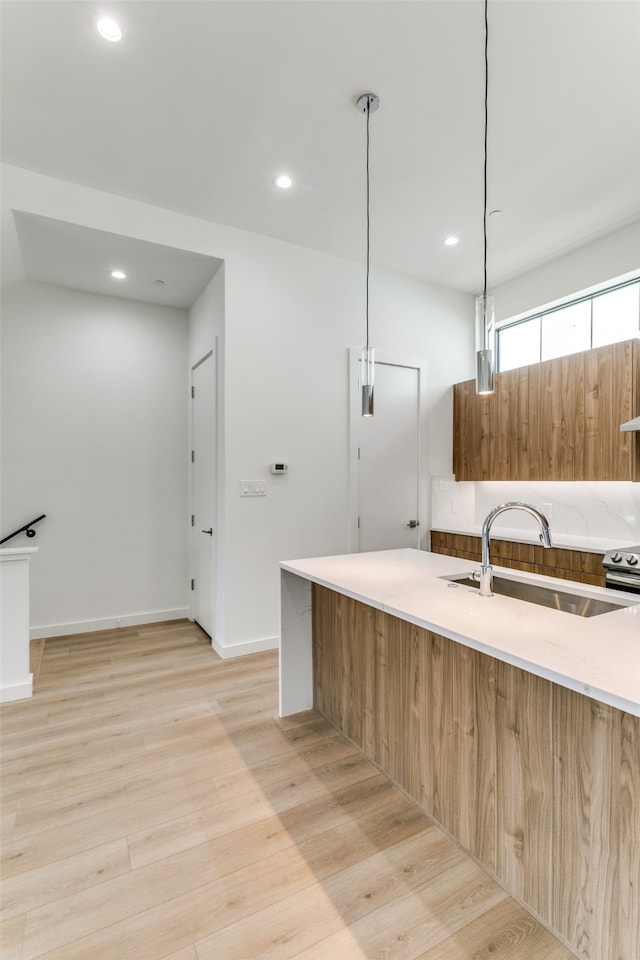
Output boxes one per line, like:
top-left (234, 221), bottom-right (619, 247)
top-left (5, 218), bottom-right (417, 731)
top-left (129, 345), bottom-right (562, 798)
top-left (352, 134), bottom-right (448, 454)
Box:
top-left (483, 0), bottom-right (488, 302)
top-left (366, 98), bottom-right (371, 350)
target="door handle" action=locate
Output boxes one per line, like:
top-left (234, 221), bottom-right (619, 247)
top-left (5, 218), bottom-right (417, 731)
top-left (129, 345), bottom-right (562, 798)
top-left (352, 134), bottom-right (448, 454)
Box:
top-left (406, 520), bottom-right (419, 528)
top-left (201, 528), bottom-right (213, 535)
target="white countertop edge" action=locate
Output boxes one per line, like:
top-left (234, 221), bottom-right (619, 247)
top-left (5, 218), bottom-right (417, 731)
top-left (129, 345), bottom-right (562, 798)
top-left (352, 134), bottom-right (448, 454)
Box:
top-left (280, 550), bottom-right (640, 718)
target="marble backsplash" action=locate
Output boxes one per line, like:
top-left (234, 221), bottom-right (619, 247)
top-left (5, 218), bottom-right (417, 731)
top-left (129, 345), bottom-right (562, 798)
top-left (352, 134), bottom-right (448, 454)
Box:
top-left (431, 477), bottom-right (640, 551)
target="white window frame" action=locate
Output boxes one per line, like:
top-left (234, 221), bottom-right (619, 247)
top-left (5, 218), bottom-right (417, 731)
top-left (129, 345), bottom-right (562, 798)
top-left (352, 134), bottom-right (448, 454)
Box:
top-left (496, 274), bottom-right (640, 372)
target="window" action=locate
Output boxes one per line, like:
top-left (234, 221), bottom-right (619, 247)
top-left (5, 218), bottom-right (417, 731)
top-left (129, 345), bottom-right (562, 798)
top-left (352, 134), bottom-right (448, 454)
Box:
top-left (592, 282), bottom-right (640, 347)
top-left (497, 277), bottom-right (640, 372)
top-left (541, 300), bottom-right (591, 361)
top-left (499, 317), bottom-right (540, 373)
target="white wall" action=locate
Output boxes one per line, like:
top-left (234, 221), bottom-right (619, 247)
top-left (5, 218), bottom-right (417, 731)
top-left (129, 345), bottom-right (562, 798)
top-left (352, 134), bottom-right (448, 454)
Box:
top-left (1, 165), bottom-right (474, 654)
top-left (222, 251), bottom-right (474, 652)
top-left (0, 280), bottom-right (189, 636)
top-left (184, 221), bottom-right (474, 655)
top-left (492, 218), bottom-right (640, 322)
top-left (189, 263), bottom-right (224, 368)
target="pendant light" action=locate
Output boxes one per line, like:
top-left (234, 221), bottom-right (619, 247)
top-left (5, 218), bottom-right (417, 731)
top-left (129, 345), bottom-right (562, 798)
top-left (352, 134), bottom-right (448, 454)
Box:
top-left (357, 93), bottom-right (380, 417)
top-left (475, 0), bottom-right (496, 395)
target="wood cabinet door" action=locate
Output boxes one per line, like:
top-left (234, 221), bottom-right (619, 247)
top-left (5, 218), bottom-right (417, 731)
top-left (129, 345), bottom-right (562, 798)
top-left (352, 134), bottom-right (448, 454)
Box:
top-left (453, 339), bottom-right (639, 481)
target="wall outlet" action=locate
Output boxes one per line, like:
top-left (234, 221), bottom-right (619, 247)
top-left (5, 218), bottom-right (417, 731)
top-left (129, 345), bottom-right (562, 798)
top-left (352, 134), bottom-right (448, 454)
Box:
top-left (240, 481), bottom-right (267, 497)
top-left (542, 501), bottom-right (553, 518)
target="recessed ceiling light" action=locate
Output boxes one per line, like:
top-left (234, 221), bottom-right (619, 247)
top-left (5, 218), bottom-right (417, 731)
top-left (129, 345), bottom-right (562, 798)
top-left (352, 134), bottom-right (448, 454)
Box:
top-left (488, 209), bottom-right (503, 219)
top-left (444, 236), bottom-right (459, 246)
top-left (111, 270), bottom-right (126, 280)
top-left (274, 174), bottom-right (293, 189)
top-left (97, 18), bottom-right (122, 42)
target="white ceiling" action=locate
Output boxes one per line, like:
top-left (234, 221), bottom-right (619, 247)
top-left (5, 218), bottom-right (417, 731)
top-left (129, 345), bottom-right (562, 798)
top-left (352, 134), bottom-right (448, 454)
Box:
top-left (1, 0), bottom-right (639, 300)
top-left (13, 213), bottom-right (222, 309)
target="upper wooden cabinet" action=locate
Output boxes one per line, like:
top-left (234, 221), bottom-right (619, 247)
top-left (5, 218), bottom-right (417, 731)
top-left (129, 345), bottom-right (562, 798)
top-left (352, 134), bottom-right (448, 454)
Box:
top-left (453, 338), bottom-right (640, 481)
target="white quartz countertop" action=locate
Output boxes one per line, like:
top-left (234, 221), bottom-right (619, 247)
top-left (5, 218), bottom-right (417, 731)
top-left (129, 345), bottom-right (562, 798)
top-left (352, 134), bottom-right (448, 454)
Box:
top-left (280, 548), bottom-right (640, 716)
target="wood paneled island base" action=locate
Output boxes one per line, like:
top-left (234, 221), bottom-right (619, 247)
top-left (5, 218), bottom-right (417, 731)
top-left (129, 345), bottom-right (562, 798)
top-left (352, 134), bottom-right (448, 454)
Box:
top-left (312, 584), bottom-right (640, 960)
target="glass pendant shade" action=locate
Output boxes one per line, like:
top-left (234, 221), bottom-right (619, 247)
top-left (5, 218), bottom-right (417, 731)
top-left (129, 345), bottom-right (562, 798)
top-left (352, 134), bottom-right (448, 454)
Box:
top-left (361, 344), bottom-right (374, 417)
top-left (475, 293), bottom-right (495, 394)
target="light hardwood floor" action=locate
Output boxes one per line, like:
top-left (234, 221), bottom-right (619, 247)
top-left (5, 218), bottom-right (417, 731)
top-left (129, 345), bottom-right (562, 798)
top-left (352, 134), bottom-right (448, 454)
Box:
top-left (1, 620), bottom-right (576, 960)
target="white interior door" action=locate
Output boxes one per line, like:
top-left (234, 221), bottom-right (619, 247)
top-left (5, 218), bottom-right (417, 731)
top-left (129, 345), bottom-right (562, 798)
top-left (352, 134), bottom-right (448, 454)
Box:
top-left (354, 358), bottom-right (421, 552)
top-left (191, 351), bottom-right (216, 637)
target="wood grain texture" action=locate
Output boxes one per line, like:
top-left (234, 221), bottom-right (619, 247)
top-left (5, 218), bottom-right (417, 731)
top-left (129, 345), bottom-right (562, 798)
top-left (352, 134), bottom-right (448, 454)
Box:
top-left (452, 377), bottom-right (470, 481)
top-left (312, 588), bottom-right (639, 960)
top-left (28, 640), bottom-right (45, 688)
top-left (312, 584), bottom-right (374, 754)
top-left (494, 367), bottom-right (512, 480)
top-left (584, 343), bottom-right (613, 480)
top-left (619, 712), bottom-right (640, 960)
top-left (430, 531), bottom-right (606, 588)
top-left (452, 338), bottom-right (640, 481)
top-left (371, 610), bottom-right (497, 870)
top-left (478, 388), bottom-right (495, 481)
top-left (475, 648), bottom-right (498, 871)
top-left (416, 896), bottom-right (576, 960)
top-left (428, 633), bottom-right (495, 862)
top-left (375, 611), bottom-right (437, 809)
top-left (516, 362), bottom-right (532, 480)
top-left (528, 361), bottom-right (545, 478)
top-left (496, 663), bottom-right (554, 920)
top-left (287, 859), bottom-right (508, 960)
top-left (565, 351), bottom-right (586, 479)
top-left (1, 619), bottom-right (575, 960)
top-left (552, 690), bottom-right (622, 959)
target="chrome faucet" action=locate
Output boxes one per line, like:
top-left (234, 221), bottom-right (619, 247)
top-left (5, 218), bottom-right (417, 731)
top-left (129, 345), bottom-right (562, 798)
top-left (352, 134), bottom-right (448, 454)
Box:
top-left (479, 502), bottom-right (552, 597)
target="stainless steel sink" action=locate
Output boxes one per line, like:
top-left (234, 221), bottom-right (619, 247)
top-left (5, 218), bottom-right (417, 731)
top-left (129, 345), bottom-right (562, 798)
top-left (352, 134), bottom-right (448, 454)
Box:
top-left (442, 573), bottom-right (634, 618)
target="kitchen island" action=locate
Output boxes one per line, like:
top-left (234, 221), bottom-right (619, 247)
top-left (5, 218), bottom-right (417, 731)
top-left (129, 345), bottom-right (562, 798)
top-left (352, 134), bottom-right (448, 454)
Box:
top-left (279, 548), bottom-right (639, 960)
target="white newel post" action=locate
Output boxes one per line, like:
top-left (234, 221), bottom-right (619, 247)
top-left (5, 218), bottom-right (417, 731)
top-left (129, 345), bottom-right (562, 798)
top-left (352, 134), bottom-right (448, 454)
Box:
top-left (0, 547), bottom-right (38, 702)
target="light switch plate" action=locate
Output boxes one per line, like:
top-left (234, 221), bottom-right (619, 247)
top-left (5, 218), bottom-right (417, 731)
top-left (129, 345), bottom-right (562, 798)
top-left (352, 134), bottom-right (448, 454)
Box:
top-left (240, 481), bottom-right (267, 497)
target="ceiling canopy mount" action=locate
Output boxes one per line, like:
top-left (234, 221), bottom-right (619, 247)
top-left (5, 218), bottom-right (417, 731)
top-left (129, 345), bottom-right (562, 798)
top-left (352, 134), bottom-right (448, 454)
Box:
top-left (356, 94), bottom-right (380, 115)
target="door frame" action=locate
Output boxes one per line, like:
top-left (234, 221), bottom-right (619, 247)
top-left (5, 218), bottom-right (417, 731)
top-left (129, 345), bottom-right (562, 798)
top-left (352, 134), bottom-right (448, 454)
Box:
top-left (189, 346), bottom-right (217, 632)
top-left (348, 348), bottom-right (427, 553)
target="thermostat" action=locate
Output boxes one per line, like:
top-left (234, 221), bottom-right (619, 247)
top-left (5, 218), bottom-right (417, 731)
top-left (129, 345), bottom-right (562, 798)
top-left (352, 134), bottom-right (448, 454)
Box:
top-left (271, 463), bottom-right (288, 475)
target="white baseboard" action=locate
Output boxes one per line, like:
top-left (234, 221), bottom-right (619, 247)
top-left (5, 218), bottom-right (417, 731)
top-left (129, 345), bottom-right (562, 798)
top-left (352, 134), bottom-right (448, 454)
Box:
top-left (211, 634), bottom-right (279, 660)
top-left (1, 674), bottom-right (33, 703)
top-left (30, 608), bottom-right (189, 640)
top-left (30, 612), bottom-right (278, 659)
